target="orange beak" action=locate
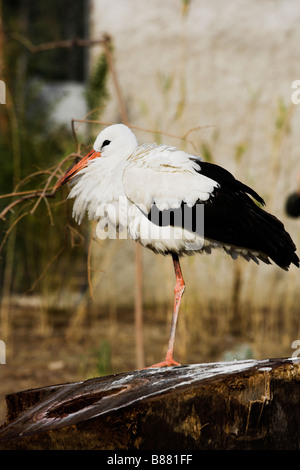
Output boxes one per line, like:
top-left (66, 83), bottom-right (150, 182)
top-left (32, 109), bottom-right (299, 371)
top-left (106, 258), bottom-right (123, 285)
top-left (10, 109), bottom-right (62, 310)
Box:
top-left (55, 150), bottom-right (101, 190)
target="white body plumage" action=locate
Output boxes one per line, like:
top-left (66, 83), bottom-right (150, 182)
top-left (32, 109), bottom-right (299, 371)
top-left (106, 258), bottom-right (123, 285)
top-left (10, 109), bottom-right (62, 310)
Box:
top-left (67, 129), bottom-right (227, 258)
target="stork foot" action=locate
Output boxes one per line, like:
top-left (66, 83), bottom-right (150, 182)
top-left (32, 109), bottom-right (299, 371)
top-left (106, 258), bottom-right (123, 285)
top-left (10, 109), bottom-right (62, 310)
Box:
top-left (147, 352), bottom-right (181, 368)
top-left (148, 359), bottom-right (181, 368)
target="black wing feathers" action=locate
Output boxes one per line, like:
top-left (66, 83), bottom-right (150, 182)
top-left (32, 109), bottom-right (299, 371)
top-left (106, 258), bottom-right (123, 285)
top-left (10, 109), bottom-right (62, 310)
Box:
top-left (148, 159), bottom-right (299, 270)
top-left (193, 160), bottom-right (265, 206)
top-left (196, 160), bottom-right (299, 270)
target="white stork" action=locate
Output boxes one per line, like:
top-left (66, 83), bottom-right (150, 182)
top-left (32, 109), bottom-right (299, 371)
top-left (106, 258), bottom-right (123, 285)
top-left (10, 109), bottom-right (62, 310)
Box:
top-left (55, 124), bottom-right (299, 368)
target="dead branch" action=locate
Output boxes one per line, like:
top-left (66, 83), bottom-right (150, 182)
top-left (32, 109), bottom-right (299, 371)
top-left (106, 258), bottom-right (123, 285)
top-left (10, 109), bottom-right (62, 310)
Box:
top-left (0, 192), bottom-right (53, 221)
top-left (0, 152), bottom-right (82, 220)
top-left (71, 118), bottom-right (213, 148)
top-left (0, 211), bottom-right (29, 254)
top-left (87, 222), bottom-right (96, 303)
top-left (11, 32), bottom-right (109, 54)
top-left (23, 246), bottom-right (65, 295)
top-left (102, 35), bottom-right (129, 125)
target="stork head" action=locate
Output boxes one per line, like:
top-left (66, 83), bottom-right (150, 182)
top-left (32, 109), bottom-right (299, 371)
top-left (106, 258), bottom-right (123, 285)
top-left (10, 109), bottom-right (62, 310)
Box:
top-left (55, 124), bottom-right (138, 189)
top-left (94, 123), bottom-right (138, 158)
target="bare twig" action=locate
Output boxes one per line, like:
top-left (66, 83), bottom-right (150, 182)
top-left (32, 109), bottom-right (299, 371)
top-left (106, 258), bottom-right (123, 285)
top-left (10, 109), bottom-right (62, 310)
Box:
top-left (23, 246), bottom-right (65, 295)
top-left (71, 108), bottom-right (104, 152)
top-left (182, 125), bottom-right (214, 139)
top-left (71, 118), bottom-right (213, 148)
top-left (0, 155), bottom-right (78, 220)
top-left (11, 32), bottom-right (107, 54)
top-left (29, 152), bottom-right (79, 214)
top-left (0, 211), bottom-right (29, 254)
top-left (0, 152), bottom-right (82, 217)
top-left (67, 223), bottom-right (85, 248)
top-left (42, 194), bottom-right (55, 226)
top-left (102, 34), bottom-right (129, 125)
top-left (0, 189), bottom-right (46, 200)
top-left (0, 192), bottom-right (53, 220)
top-left (87, 224), bottom-right (96, 303)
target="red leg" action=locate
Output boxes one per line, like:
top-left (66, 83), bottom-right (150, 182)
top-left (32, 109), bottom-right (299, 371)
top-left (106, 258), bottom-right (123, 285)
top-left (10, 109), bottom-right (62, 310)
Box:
top-left (148, 254), bottom-right (185, 368)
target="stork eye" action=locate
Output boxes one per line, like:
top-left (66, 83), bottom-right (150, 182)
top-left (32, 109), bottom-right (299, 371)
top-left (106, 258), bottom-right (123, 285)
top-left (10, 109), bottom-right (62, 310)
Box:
top-left (101, 139), bottom-right (111, 149)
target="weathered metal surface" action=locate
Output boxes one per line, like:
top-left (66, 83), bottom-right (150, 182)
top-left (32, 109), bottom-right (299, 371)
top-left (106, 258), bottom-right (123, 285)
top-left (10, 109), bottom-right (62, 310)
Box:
top-left (0, 358), bottom-right (299, 450)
